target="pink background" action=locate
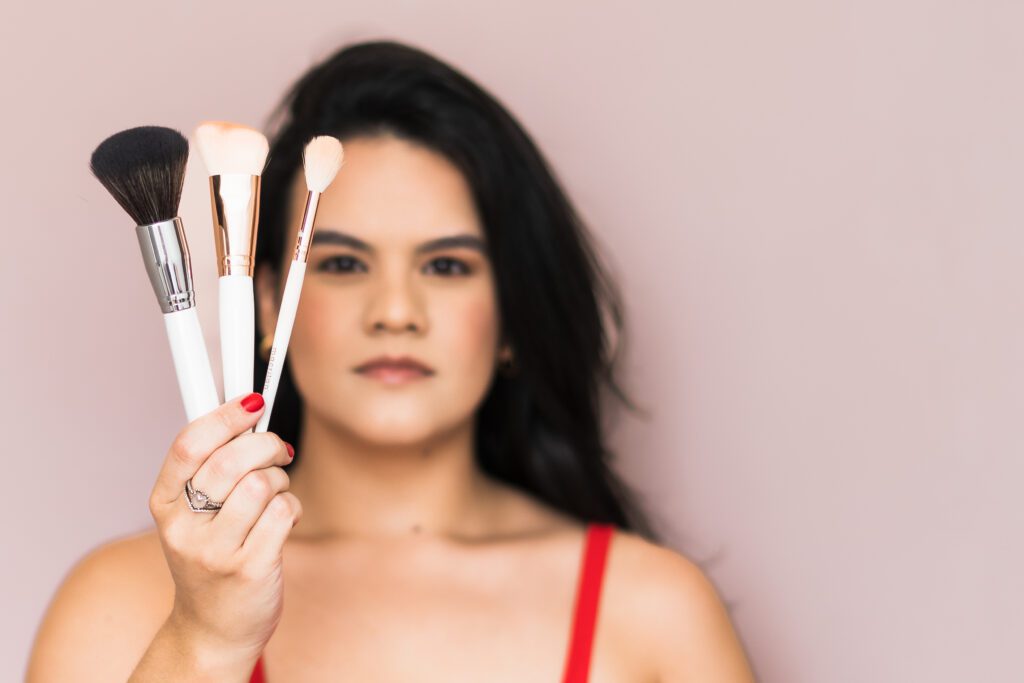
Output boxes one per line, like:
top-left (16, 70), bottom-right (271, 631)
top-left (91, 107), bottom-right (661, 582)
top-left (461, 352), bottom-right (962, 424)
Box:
top-left (4, 2), bottom-right (1022, 681)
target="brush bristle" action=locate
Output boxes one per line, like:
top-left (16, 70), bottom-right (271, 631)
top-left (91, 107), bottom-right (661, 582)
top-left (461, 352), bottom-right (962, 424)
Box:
top-left (90, 126), bottom-right (189, 226)
top-left (194, 121), bottom-right (269, 176)
top-left (303, 136), bottom-right (344, 193)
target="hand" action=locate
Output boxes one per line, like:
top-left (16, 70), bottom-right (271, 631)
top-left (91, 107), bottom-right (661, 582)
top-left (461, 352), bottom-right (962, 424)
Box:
top-left (148, 392), bottom-right (301, 658)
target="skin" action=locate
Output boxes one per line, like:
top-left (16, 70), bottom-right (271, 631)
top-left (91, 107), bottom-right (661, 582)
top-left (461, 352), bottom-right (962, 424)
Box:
top-left (26, 134), bottom-right (756, 682)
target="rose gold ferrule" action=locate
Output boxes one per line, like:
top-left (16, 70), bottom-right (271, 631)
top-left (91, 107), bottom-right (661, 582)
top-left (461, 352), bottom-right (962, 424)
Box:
top-left (209, 174), bottom-right (260, 277)
top-left (292, 191), bottom-right (321, 263)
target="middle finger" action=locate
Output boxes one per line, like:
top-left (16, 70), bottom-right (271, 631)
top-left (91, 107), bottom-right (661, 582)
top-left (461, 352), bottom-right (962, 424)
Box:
top-left (189, 432), bottom-right (292, 506)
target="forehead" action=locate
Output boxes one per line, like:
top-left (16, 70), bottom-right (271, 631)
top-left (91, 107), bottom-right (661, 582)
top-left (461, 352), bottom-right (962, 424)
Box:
top-left (288, 134), bottom-right (484, 245)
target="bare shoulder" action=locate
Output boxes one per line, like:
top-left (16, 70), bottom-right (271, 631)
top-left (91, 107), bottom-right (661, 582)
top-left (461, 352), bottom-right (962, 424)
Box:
top-left (602, 530), bottom-right (757, 683)
top-left (26, 527), bottom-right (174, 682)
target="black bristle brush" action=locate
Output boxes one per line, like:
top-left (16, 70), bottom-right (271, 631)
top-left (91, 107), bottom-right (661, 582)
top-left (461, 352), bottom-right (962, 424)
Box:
top-left (90, 126), bottom-right (221, 421)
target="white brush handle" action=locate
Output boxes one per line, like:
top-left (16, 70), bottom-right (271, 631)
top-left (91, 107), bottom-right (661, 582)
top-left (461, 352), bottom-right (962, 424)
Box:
top-left (219, 275), bottom-right (255, 401)
top-left (163, 308), bottom-right (220, 422)
top-left (255, 260), bottom-right (306, 433)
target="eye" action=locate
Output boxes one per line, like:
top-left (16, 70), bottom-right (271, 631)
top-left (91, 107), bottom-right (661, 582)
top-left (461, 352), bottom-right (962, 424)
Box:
top-left (315, 254), bottom-right (367, 273)
top-left (424, 256), bottom-right (471, 276)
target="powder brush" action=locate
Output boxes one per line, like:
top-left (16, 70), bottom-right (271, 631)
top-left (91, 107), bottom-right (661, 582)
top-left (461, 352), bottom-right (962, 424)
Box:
top-left (90, 126), bottom-right (220, 421)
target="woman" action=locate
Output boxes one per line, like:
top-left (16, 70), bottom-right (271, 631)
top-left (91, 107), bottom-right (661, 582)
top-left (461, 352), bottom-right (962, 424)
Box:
top-left (28, 40), bottom-right (755, 682)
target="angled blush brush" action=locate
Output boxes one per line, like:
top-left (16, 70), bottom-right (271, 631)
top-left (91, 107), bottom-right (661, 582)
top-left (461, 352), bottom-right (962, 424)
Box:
top-left (90, 126), bottom-right (221, 421)
top-left (195, 121), bottom-right (269, 401)
top-left (255, 136), bottom-right (344, 433)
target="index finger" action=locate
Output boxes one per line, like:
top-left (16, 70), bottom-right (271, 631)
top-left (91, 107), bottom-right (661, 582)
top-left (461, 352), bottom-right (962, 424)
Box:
top-left (150, 392), bottom-right (266, 507)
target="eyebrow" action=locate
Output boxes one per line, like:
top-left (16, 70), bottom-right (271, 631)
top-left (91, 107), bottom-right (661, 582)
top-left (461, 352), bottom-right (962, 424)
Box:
top-left (310, 228), bottom-right (488, 255)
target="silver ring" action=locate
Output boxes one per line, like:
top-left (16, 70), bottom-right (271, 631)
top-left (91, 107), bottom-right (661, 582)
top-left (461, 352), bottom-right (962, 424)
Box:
top-left (184, 477), bottom-right (223, 513)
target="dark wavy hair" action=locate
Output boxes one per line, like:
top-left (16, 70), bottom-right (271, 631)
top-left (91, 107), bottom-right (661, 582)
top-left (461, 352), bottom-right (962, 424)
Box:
top-left (254, 39), bottom-right (657, 539)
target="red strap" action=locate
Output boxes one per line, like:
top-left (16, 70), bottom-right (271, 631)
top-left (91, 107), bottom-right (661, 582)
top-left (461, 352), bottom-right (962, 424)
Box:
top-left (249, 655), bottom-right (265, 683)
top-left (562, 523), bottom-right (615, 683)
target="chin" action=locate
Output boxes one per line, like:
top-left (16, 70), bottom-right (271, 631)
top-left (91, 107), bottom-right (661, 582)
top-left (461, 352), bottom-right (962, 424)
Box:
top-left (335, 406), bottom-right (463, 447)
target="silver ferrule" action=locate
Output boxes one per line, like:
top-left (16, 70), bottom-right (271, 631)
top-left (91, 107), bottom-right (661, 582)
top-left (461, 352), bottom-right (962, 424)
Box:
top-left (135, 217), bottom-right (196, 314)
top-left (292, 191), bottom-right (321, 263)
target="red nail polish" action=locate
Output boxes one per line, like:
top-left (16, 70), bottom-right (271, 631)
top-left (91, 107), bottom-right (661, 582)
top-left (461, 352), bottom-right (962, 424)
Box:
top-left (285, 442), bottom-right (295, 459)
top-left (241, 393), bottom-right (264, 413)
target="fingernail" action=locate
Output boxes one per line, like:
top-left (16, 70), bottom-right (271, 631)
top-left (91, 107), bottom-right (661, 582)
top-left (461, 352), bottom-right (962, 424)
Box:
top-left (241, 393), bottom-right (264, 413)
top-left (285, 442), bottom-right (295, 459)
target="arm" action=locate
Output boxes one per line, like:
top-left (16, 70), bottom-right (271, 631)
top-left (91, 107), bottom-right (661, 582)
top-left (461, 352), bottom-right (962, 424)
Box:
top-left (605, 532), bottom-right (756, 683)
top-left (25, 534), bottom-right (254, 683)
top-left (128, 614), bottom-right (256, 683)
top-left (29, 395), bottom-right (299, 682)
top-left (646, 549), bottom-right (757, 682)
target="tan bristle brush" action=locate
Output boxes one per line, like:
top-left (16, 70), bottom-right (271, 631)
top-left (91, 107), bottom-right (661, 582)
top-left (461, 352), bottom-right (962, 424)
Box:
top-left (256, 136), bottom-right (344, 433)
top-left (194, 121), bottom-right (270, 402)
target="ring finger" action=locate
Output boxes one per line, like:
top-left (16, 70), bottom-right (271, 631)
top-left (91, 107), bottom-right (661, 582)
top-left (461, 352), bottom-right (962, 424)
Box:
top-left (210, 466), bottom-right (293, 550)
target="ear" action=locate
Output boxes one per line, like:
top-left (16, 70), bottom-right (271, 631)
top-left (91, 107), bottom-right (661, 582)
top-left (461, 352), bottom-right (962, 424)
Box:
top-left (255, 264), bottom-right (281, 340)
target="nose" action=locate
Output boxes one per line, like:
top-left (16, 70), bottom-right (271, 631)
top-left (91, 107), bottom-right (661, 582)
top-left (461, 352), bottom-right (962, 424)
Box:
top-left (362, 267), bottom-right (428, 335)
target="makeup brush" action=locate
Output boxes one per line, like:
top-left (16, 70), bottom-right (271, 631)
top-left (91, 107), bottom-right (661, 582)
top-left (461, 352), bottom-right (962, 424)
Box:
top-left (90, 126), bottom-right (221, 421)
top-left (194, 121), bottom-right (269, 401)
top-left (255, 136), bottom-right (344, 433)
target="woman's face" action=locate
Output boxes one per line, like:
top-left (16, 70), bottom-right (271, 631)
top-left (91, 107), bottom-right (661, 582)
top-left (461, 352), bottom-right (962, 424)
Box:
top-left (257, 134), bottom-right (504, 446)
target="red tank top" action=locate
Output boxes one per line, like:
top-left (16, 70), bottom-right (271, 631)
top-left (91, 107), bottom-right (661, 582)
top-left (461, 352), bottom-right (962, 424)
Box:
top-left (249, 522), bottom-right (615, 682)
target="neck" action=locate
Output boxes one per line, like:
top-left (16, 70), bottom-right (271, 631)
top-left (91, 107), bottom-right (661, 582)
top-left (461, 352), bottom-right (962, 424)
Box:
top-left (285, 407), bottom-right (500, 542)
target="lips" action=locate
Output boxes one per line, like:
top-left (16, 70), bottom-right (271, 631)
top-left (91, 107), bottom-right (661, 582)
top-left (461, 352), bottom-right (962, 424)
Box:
top-left (354, 356), bottom-right (435, 384)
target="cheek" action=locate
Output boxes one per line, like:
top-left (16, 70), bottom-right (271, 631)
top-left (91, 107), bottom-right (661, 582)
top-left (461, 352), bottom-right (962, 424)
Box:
top-left (286, 284), bottom-right (354, 364)
top-left (435, 290), bottom-right (500, 365)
